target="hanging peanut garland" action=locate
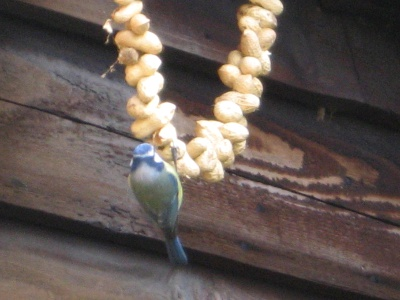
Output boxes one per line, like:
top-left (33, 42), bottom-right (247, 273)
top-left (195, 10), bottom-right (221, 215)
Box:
top-left (104, 0), bottom-right (283, 182)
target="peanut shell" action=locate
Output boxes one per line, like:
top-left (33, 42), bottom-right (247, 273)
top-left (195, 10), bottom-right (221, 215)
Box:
top-left (114, 0), bottom-right (136, 5)
top-left (137, 72), bottom-right (164, 103)
top-left (115, 30), bottom-right (163, 54)
top-left (201, 160), bottom-right (224, 182)
top-left (219, 122), bottom-right (249, 143)
top-left (239, 56), bottom-right (262, 76)
top-left (238, 15), bottom-right (261, 32)
top-left (195, 120), bottom-right (224, 144)
top-left (195, 147), bottom-right (218, 172)
top-left (215, 91), bottom-right (260, 114)
top-left (118, 48), bottom-right (139, 65)
top-left (130, 102), bottom-right (176, 138)
top-left (112, 1), bottom-right (143, 24)
top-left (246, 6), bottom-right (277, 28)
top-left (177, 153), bottom-right (201, 178)
top-left (227, 50), bottom-right (243, 67)
top-left (129, 13), bottom-right (150, 35)
top-left (187, 137), bottom-right (211, 159)
top-left (138, 54), bottom-right (162, 76)
top-left (216, 139), bottom-right (234, 162)
top-left (250, 0), bottom-right (284, 16)
top-left (158, 139), bottom-right (186, 161)
top-left (233, 74), bottom-right (263, 97)
top-left (214, 101), bottom-right (243, 123)
top-left (240, 29), bottom-right (262, 58)
top-left (259, 51), bottom-right (271, 75)
top-left (233, 140), bottom-right (247, 155)
top-left (126, 95), bottom-right (160, 119)
top-left (218, 64), bottom-right (241, 89)
top-left (257, 28), bottom-right (276, 50)
top-left (152, 123), bottom-right (177, 146)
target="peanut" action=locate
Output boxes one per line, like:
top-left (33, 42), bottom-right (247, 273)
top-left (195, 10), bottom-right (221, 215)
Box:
top-left (240, 29), bottom-right (263, 58)
top-left (152, 123), bottom-right (177, 147)
top-left (129, 13), bottom-right (150, 35)
top-left (214, 101), bottom-right (243, 123)
top-left (187, 137), bottom-right (211, 159)
top-left (233, 74), bottom-right (263, 97)
top-left (239, 56), bottom-right (262, 76)
top-left (137, 72), bottom-right (164, 103)
top-left (126, 94), bottom-right (160, 119)
top-left (227, 50), bottom-right (243, 67)
top-left (115, 30), bottom-right (163, 54)
top-left (195, 147), bottom-right (218, 172)
top-left (215, 91), bottom-right (260, 114)
top-left (112, 1), bottom-right (143, 24)
top-left (232, 140), bottom-right (247, 155)
top-left (219, 122), bottom-right (249, 143)
top-left (257, 28), bottom-right (276, 50)
top-left (130, 102), bottom-right (176, 138)
top-left (246, 6), bottom-right (277, 28)
top-left (218, 64), bottom-right (241, 88)
top-left (201, 160), bottom-right (224, 182)
top-left (177, 153), bottom-right (201, 178)
top-left (118, 48), bottom-right (139, 65)
top-left (250, 0), bottom-right (284, 16)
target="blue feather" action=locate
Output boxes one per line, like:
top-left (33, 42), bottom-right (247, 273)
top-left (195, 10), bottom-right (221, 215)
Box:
top-left (165, 236), bottom-right (188, 265)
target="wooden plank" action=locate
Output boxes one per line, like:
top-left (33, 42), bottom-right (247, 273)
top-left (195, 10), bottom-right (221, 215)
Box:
top-left (270, 0), bottom-right (363, 101)
top-left (1, 0), bottom-right (400, 124)
top-left (0, 218), bottom-right (332, 300)
top-left (319, 0), bottom-right (400, 23)
top-left (1, 14), bottom-right (400, 299)
top-left (340, 17), bottom-right (400, 122)
top-left (1, 14), bottom-right (399, 225)
top-left (0, 0), bottom-right (236, 62)
top-left (1, 102), bottom-right (399, 299)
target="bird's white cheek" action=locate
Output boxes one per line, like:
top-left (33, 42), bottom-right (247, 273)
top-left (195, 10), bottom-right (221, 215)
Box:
top-left (153, 153), bottom-right (163, 163)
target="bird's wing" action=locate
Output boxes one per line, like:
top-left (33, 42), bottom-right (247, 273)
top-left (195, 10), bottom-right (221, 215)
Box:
top-left (164, 162), bottom-right (183, 209)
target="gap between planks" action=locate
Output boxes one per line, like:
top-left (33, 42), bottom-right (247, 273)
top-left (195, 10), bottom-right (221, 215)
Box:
top-left (1, 95), bottom-right (398, 231)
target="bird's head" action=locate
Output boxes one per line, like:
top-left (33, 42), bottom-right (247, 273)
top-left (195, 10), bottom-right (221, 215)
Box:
top-left (130, 143), bottom-right (164, 172)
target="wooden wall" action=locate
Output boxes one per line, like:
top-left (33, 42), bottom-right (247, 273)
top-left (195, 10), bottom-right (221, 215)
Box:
top-left (2, 217), bottom-right (338, 299)
top-left (1, 1), bottom-right (400, 299)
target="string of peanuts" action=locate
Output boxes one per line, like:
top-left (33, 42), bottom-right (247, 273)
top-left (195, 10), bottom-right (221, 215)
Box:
top-left (104, 0), bottom-right (283, 182)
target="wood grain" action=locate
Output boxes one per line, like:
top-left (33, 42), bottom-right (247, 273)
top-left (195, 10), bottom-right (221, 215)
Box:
top-left (1, 0), bottom-right (399, 125)
top-left (1, 14), bottom-right (398, 225)
top-left (1, 102), bottom-right (400, 299)
top-left (0, 218), bottom-right (331, 300)
top-left (1, 12), bottom-right (400, 299)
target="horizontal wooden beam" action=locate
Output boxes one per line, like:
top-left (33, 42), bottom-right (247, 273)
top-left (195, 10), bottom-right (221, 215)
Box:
top-left (1, 218), bottom-right (336, 299)
top-left (2, 101), bottom-right (400, 299)
top-left (1, 0), bottom-right (399, 127)
top-left (1, 15), bottom-right (400, 299)
top-left (320, 0), bottom-right (400, 22)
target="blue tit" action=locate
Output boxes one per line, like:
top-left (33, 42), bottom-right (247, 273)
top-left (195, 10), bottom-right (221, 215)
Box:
top-left (128, 143), bottom-right (188, 265)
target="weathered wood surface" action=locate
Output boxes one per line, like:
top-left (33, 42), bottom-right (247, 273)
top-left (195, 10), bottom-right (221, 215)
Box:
top-left (1, 0), bottom-right (400, 126)
top-left (1, 15), bottom-right (400, 299)
top-left (3, 102), bottom-right (399, 299)
top-left (1, 14), bottom-right (399, 225)
top-left (320, 0), bottom-right (400, 23)
top-left (1, 218), bottom-right (333, 300)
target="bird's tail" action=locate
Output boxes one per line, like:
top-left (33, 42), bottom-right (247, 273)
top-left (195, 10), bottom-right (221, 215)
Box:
top-left (165, 236), bottom-right (188, 265)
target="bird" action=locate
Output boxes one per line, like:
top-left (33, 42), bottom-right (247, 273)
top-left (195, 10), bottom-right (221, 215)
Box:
top-left (128, 143), bottom-right (188, 265)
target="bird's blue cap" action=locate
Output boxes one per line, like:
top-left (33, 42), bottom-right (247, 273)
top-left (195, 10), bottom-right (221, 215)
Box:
top-left (133, 143), bottom-right (155, 157)
top-left (131, 143), bottom-right (164, 172)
